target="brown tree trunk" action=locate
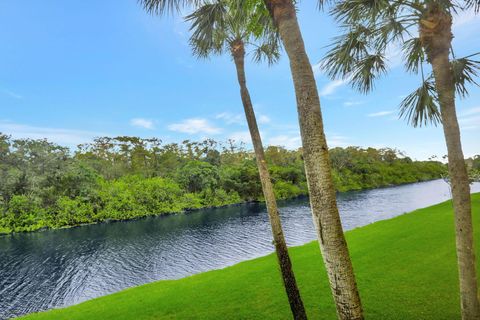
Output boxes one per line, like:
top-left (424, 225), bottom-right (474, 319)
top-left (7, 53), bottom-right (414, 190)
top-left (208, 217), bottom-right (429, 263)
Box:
top-left (262, 1), bottom-right (363, 319)
top-left (231, 39), bottom-right (308, 320)
top-left (420, 6), bottom-right (480, 319)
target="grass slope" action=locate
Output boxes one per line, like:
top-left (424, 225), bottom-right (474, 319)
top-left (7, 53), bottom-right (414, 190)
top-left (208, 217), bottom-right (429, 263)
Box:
top-left (23, 194), bottom-right (480, 320)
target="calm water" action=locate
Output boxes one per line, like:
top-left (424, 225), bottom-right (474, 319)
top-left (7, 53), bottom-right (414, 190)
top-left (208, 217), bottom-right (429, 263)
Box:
top-left (1, 179), bottom-right (479, 319)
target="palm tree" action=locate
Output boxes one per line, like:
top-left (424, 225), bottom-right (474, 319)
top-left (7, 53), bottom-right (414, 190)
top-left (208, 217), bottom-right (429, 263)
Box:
top-left (260, 1), bottom-right (364, 319)
top-left (140, 1), bottom-right (364, 319)
top-left (154, 1), bottom-right (308, 318)
top-left (321, 1), bottom-right (480, 318)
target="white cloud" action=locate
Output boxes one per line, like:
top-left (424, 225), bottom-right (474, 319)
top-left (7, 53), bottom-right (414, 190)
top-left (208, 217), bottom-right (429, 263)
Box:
top-left (312, 62), bottom-right (322, 75)
top-left (458, 107), bottom-right (480, 130)
top-left (1, 88), bottom-right (23, 99)
top-left (367, 110), bottom-right (395, 117)
top-left (168, 118), bottom-right (221, 134)
top-left (258, 114), bottom-right (271, 124)
top-left (344, 101), bottom-right (364, 107)
top-left (459, 115), bottom-right (480, 130)
top-left (216, 111), bottom-right (270, 126)
top-left (0, 120), bottom-right (105, 147)
top-left (385, 42), bottom-right (404, 68)
top-left (215, 112), bottom-right (244, 125)
top-left (462, 126), bottom-right (479, 131)
top-left (130, 118), bottom-right (155, 130)
top-left (453, 9), bottom-right (480, 29)
top-left (460, 107), bottom-right (480, 117)
top-left (319, 79), bottom-right (348, 97)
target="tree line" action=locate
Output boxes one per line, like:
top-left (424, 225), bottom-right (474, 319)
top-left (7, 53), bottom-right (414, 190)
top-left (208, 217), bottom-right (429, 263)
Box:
top-left (0, 134), bottom-right (445, 234)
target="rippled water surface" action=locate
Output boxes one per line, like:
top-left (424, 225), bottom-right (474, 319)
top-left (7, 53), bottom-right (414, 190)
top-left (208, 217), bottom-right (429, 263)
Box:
top-left (1, 179), bottom-right (479, 319)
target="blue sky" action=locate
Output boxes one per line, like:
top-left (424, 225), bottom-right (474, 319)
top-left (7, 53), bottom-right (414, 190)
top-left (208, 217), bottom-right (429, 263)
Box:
top-left (0, 1), bottom-right (479, 160)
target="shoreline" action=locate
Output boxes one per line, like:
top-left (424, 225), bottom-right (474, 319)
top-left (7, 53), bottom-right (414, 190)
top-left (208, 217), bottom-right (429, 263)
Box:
top-left (0, 177), bottom-right (442, 237)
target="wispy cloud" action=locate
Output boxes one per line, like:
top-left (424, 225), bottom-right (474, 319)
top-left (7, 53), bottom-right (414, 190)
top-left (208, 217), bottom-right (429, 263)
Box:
top-left (460, 106), bottom-right (480, 117)
top-left (168, 118), bottom-right (222, 134)
top-left (344, 101), bottom-right (364, 107)
top-left (367, 110), bottom-right (395, 117)
top-left (0, 120), bottom-right (105, 147)
top-left (453, 9), bottom-right (480, 29)
top-left (312, 62), bottom-right (322, 75)
top-left (215, 112), bottom-right (244, 125)
top-left (216, 111), bottom-right (270, 125)
top-left (130, 118), bottom-right (155, 129)
top-left (458, 107), bottom-right (480, 130)
top-left (319, 79), bottom-right (348, 97)
top-left (459, 116), bottom-right (480, 130)
top-left (258, 114), bottom-right (271, 124)
top-left (1, 88), bottom-right (23, 99)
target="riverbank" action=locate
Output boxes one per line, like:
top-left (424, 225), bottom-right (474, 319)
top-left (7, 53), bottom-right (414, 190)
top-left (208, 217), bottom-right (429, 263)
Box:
top-left (21, 193), bottom-right (480, 319)
top-left (0, 177), bottom-right (442, 236)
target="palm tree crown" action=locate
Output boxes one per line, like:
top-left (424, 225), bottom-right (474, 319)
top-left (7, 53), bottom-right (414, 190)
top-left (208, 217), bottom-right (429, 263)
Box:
top-left (185, 0), bottom-right (280, 65)
top-left (321, 0), bottom-right (480, 127)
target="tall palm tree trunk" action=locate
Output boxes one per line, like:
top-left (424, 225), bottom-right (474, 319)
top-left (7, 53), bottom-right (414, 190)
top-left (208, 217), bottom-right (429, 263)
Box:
top-left (231, 39), bottom-right (307, 320)
top-left (262, 1), bottom-right (363, 319)
top-left (420, 6), bottom-right (480, 319)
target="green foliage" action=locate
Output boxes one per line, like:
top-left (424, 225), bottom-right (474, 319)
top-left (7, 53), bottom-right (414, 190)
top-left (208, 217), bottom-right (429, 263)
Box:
top-left (52, 197), bottom-right (94, 227)
top-left (0, 135), bottom-right (447, 234)
top-left (328, 147), bottom-right (446, 191)
top-left (399, 77), bottom-right (441, 127)
top-left (273, 181), bottom-right (302, 200)
top-left (185, 0), bottom-right (280, 64)
top-left (177, 160), bottom-right (219, 193)
top-left (2, 195), bottom-right (45, 232)
top-left (97, 176), bottom-right (185, 220)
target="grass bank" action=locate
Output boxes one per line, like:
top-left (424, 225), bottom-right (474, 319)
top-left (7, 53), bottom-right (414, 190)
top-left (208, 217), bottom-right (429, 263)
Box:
top-left (22, 193), bottom-right (480, 319)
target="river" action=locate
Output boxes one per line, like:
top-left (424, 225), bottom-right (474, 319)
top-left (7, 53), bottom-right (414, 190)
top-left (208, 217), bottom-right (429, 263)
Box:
top-left (1, 179), bottom-right (479, 319)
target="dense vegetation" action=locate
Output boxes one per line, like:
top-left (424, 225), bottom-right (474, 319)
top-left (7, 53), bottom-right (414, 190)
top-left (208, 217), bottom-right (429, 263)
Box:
top-left (21, 194), bottom-right (480, 319)
top-left (0, 134), bottom-right (446, 234)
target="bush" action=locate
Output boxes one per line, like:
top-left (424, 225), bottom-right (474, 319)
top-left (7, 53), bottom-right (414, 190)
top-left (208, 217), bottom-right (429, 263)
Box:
top-left (97, 176), bottom-right (186, 221)
top-left (52, 197), bottom-right (94, 227)
top-left (4, 195), bottom-right (45, 232)
top-left (273, 181), bottom-right (302, 200)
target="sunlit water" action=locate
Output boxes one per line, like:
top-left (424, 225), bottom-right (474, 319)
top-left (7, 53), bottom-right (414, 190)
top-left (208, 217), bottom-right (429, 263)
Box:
top-left (1, 179), bottom-right (479, 319)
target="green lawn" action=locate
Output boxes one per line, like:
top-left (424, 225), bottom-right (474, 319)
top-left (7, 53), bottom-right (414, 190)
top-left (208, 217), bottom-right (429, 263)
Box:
top-left (22, 194), bottom-right (480, 320)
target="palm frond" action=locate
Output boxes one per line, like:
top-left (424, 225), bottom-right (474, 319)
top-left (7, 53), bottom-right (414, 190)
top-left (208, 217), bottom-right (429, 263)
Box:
top-left (399, 77), bottom-right (441, 127)
top-left (252, 41), bottom-right (280, 65)
top-left (451, 57), bottom-right (480, 98)
top-left (140, 0), bottom-right (200, 15)
top-left (186, 2), bottom-right (228, 58)
top-left (465, 0), bottom-right (480, 12)
top-left (317, 0), bottom-right (334, 10)
top-left (402, 37), bottom-right (424, 73)
top-left (321, 25), bottom-right (371, 79)
top-left (350, 53), bottom-right (387, 93)
top-left (332, 0), bottom-right (391, 24)
top-left (375, 15), bottom-right (407, 46)
top-left (235, 0), bottom-right (282, 65)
